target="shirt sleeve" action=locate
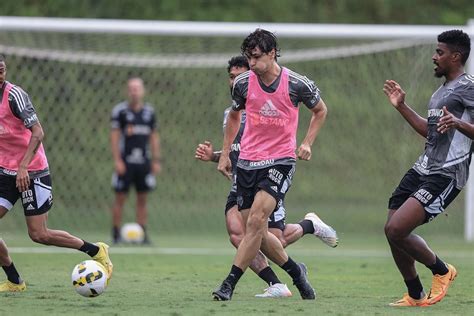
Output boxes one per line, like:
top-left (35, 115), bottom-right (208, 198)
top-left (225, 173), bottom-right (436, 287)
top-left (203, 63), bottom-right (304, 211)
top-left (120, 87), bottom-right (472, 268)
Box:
top-left (455, 82), bottom-right (474, 121)
top-left (8, 86), bottom-right (39, 128)
top-left (231, 77), bottom-right (248, 111)
top-left (296, 76), bottom-right (321, 109)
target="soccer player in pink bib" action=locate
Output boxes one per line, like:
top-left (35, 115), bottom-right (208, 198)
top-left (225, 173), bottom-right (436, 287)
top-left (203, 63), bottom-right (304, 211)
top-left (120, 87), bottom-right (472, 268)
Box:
top-left (0, 55), bottom-right (112, 292)
top-left (212, 29), bottom-right (330, 300)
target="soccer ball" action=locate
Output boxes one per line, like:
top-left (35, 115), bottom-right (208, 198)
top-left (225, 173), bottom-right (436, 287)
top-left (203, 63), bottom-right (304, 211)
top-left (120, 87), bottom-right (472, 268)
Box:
top-left (120, 222), bottom-right (145, 243)
top-left (71, 260), bottom-right (107, 297)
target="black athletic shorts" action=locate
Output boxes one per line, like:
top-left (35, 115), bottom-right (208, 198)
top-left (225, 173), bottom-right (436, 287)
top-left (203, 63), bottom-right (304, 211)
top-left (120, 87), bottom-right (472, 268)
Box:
top-left (267, 199), bottom-right (286, 231)
top-left (112, 163), bottom-right (156, 193)
top-left (0, 174), bottom-right (53, 216)
top-left (236, 164), bottom-right (295, 212)
top-left (225, 190), bottom-right (286, 230)
top-left (388, 168), bottom-right (460, 223)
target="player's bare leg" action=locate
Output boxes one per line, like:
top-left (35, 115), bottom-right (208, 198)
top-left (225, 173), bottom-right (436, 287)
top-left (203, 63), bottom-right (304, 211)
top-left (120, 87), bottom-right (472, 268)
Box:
top-left (213, 191), bottom-right (277, 300)
top-left (226, 206), bottom-right (288, 297)
top-left (385, 209), bottom-right (418, 280)
top-left (0, 236), bottom-right (25, 292)
top-left (0, 239), bottom-right (12, 267)
top-left (234, 191), bottom-right (277, 269)
top-left (0, 208), bottom-right (24, 292)
top-left (226, 207), bottom-right (269, 274)
top-left (26, 212), bottom-right (87, 248)
top-left (260, 229), bottom-right (288, 265)
top-left (136, 192), bottom-right (150, 244)
top-left (214, 191), bottom-right (314, 300)
top-left (269, 225), bottom-right (302, 248)
top-left (385, 198), bottom-right (454, 306)
top-left (260, 216), bottom-right (315, 299)
top-left (25, 212), bottom-right (113, 279)
top-left (136, 192), bottom-right (147, 227)
top-left (111, 192), bottom-right (127, 243)
top-left (385, 198), bottom-right (436, 268)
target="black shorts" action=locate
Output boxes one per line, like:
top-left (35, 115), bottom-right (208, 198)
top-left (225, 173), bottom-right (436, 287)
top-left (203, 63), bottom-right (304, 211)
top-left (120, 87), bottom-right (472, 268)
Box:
top-left (236, 164), bottom-right (295, 211)
top-left (224, 190), bottom-right (238, 215)
top-left (388, 168), bottom-right (460, 223)
top-left (267, 199), bottom-right (286, 231)
top-left (224, 190), bottom-right (286, 230)
top-left (0, 174), bottom-right (53, 216)
top-left (112, 163), bottom-right (156, 193)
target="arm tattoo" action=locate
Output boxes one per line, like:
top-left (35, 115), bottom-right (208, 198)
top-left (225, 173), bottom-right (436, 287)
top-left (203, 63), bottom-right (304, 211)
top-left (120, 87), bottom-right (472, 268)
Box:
top-left (31, 136), bottom-right (42, 154)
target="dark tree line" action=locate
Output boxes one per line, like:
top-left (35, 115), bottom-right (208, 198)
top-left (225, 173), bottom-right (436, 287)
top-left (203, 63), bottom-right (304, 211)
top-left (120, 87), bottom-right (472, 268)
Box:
top-left (3, 0), bottom-right (473, 25)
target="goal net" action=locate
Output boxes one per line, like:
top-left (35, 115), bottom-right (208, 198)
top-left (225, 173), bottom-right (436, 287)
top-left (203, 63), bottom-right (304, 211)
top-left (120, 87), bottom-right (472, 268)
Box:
top-left (0, 18), bottom-right (471, 239)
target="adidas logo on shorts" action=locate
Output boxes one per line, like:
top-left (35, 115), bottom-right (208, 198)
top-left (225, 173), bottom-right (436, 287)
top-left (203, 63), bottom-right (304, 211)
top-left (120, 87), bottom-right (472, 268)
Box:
top-left (26, 204), bottom-right (35, 211)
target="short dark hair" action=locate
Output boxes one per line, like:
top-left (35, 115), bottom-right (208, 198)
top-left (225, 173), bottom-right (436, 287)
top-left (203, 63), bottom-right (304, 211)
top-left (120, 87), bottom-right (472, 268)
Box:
top-left (227, 56), bottom-right (249, 73)
top-left (241, 28), bottom-right (281, 61)
top-left (438, 29), bottom-right (471, 65)
top-left (0, 54), bottom-right (5, 63)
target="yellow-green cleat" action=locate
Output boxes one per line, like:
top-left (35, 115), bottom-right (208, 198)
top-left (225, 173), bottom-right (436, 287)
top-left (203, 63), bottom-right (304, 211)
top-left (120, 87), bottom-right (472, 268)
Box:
top-left (92, 242), bottom-right (113, 281)
top-left (0, 280), bottom-right (26, 292)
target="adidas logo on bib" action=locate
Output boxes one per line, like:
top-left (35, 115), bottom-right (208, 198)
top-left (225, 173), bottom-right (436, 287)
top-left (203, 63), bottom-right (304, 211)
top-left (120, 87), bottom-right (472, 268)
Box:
top-left (259, 100), bottom-right (279, 117)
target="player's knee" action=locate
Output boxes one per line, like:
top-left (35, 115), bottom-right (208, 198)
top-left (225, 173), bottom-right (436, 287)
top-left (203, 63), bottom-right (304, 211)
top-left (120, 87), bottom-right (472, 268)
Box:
top-left (384, 222), bottom-right (404, 241)
top-left (229, 233), bottom-right (243, 248)
top-left (28, 230), bottom-right (51, 245)
top-left (279, 238), bottom-right (288, 248)
top-left (247, 215), bottom-right (266, 235)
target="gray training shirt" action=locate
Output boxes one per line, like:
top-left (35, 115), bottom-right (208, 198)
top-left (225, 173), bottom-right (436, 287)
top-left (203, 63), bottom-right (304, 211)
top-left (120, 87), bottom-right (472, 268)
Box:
top-left (413, 73), bottom-right (474, 188)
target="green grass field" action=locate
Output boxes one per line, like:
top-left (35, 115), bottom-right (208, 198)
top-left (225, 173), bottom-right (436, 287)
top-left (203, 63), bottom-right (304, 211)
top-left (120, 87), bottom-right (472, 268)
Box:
top-left (1, 233), bottom-right (472, 316)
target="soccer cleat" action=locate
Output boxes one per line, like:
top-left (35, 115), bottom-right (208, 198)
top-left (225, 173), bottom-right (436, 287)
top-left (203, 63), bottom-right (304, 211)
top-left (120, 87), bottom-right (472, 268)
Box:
top-left (92, 242), bottom-right (113, 281)
top-left (293, 263), bottom-right (316, 300)
top-left (255, 283), bottom-right (293, 298)
top-left (389, 293), bottom-right (429, 307)
top-left (0, 280), bottom-right (26, 292)
top-left (305, 212), bottom-right (338, 248)
top-left (427, 263), bottom-right (457, 305)
top-left (212, 280), bottom-right (234, 301)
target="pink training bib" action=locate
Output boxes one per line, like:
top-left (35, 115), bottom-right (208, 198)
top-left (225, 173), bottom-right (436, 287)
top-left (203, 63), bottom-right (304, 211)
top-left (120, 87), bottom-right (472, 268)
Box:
top-left (239, 68), bottom-right (299, 161)
top-left (0, 82), bottom-right (48, 171)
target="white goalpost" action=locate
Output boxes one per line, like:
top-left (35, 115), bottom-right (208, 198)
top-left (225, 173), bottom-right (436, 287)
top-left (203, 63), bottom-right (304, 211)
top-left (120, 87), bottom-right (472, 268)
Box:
top-left (465, 19), bottom-right (474, 242)
top-left (0, 16), bottom-right (473, 240)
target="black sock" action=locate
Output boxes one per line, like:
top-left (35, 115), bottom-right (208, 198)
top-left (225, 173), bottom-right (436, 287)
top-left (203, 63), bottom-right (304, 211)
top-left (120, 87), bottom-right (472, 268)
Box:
top-left (2, 262), bottom-right (21, 284)
top-left (224, 265), bottom-right (243, 288)
top-left (258, 266), bottom-right (282, 286)
top-left (404, 275), bottom-right (424, 299)
top-left (280, 257), bottom-right (301, 282)
top-left (425, 256), bottom-right (449, 275)
top-left (298, 220), bottom-right (315, 235)
top-left (140, 224), bottom-right (149, 241)
top-left (79, 241), bottom-right (100, 257)
top-left (112, 226), bottom-right (120, 242)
